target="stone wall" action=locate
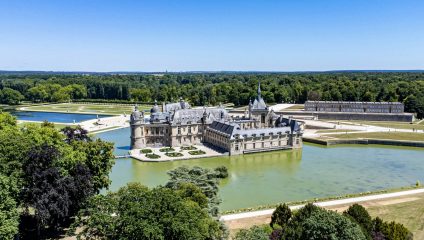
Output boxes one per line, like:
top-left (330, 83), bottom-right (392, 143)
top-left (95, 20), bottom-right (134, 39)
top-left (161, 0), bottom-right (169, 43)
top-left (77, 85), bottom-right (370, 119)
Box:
top-left (303, 137), bottom-right (424, 148)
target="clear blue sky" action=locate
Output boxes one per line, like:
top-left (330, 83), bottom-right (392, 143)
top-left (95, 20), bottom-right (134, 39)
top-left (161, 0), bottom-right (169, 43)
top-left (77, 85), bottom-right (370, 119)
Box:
top-left (0, 0), bottom-right (423, 72)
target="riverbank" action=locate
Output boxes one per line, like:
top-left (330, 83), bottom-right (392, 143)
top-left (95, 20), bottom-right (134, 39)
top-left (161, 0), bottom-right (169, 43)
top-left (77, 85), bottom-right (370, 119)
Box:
top-left (304, 136), bottom-right (424, 148)
top-left (223, 187), bottom-right (424, 236)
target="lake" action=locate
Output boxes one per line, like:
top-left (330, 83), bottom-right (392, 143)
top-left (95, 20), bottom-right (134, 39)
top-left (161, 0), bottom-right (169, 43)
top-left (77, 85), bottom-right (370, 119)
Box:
top-left (96, 127), bottom-right (424, 211)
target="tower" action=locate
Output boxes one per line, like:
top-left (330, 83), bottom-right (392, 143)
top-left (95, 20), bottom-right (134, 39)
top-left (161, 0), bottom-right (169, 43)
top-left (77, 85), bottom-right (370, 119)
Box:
top-left (130, 104), bottom-right (145, 149)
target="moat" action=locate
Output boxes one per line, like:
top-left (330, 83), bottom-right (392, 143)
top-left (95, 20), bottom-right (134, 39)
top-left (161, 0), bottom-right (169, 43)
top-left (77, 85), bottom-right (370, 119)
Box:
top-left (98, 127), bottom-right (424, 211)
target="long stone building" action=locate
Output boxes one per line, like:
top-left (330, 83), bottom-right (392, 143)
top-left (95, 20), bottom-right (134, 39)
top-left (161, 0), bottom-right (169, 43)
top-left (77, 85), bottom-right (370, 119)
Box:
top-left (130, 82), bottom-right (304, 155)
top-left (305, 101), bottom-right (404, 113)
top-left (303, 101), bottom-right (414, 122)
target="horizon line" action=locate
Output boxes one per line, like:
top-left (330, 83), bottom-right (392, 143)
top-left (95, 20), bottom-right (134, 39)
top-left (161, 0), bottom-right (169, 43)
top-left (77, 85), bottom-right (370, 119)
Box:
top-left (1, 69), bottom-right (424, 74)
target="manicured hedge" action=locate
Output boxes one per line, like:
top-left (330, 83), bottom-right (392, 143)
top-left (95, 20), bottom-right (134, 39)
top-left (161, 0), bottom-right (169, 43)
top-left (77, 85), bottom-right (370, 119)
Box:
top-left (188, 150), bottom-right (206, 155)
top-left (159, 147), bottom-right (175, 152)
top-left (181, 146), bottom-right (197, 150)
top-left (140, 149), bottom-right (152, 154)
top-left (165, 152), bottom-right (183, 157)
top-left (145, 153), bottom-right (160, 159)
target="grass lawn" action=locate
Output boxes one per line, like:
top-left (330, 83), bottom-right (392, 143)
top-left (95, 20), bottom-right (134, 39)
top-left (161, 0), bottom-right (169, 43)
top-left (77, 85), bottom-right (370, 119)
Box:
top-left (316, 129), bottom-right (360, 133)
top-left (341, 120), bottom-right (424, 131)
top-left (285, 104), bottom-right (304, 110)
top-left (330, 132), bottom-right (424, 141)
top-left (366, 196), bottom-right (424, 239)
top-left (22, 103), bottom-right (152, 115)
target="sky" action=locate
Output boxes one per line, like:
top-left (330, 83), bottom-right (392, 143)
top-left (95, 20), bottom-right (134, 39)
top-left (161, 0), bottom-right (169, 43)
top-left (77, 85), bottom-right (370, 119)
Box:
top-left (0, 0), bottom-right (423, 72)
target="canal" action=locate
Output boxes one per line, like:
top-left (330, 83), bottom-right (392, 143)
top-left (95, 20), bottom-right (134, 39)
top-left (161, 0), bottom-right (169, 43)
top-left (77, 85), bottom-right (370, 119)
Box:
top-left (11, 110), bottom-right (110, 123)
top-left (97, 127), bottom-right (424, 211)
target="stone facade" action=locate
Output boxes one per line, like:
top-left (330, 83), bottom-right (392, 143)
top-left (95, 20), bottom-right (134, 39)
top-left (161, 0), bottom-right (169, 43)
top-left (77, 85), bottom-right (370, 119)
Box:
top-left (305, 101), bottom-right (404, 113)
top-left (130, 98), bottom-right (229, 149)
top-left (130, 82), bottom-right (304, 154)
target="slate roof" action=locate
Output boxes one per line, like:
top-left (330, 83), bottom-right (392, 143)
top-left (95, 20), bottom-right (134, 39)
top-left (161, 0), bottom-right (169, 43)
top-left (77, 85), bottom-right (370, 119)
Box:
top-left (171, 108), bottom-right (229, 125)
top-left (164, 101), bottom-right (191, 112)
top-left (252, 97), bottom-right (267, 110)
top-left (208, 119), bottom-right (301, 140)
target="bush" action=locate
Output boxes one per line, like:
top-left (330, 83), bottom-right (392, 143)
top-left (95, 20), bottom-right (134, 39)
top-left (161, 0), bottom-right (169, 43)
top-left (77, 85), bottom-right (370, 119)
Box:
top-left (283, 203), bottom-right (366, 240)
top-left (234, 225), bottom-right (271, 240)
top-left (181, 145), bottom-right (197, 150)
top-left (165, 152), bottom-right (183, 157)
top-left (72, 183), bottom-right (226, 239)
top-left (140, 149), bottom-right (152, 154)
top-left (343, 203), bottom-right (373, 237)
top-left (188, 150), bottom-right (206, 155)
top-left (159, 147), bottom-right (175, 152)
top-left (145, 153), bottom-right (160, 159)
top-left (214, 166), bottom-right (229, 178)
top-left (373, 217), bottom-right (413, 240)
top-left (270, 203), bottom-right (292, 229)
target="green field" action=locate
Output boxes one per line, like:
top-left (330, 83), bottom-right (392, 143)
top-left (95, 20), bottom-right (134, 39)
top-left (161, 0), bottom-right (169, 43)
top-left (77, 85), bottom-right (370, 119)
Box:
top-left (22, 103), bottom-right (152, 115)
top-left (367, 196), bottom-right (424, 239)
top-left (316, 129), bottom-right (360, 133)
top-left (284, 104), bottom-right (304, 110)
top-left (329, 132), bottom-right (424, 141)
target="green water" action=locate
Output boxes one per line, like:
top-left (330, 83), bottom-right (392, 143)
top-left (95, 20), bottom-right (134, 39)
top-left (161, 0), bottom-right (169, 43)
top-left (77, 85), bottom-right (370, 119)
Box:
top-left (98, 128), bottom-right (424, 211)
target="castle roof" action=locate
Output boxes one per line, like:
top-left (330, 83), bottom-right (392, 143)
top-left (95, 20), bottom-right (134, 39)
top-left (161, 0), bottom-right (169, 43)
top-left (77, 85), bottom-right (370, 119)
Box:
top-left (208, 120), bottom-right (300, 140)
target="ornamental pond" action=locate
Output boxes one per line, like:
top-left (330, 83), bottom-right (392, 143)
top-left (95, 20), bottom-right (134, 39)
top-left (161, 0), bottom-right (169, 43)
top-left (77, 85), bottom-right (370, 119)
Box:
top-left (11, 111), bottom-right (109, 123)
top-left (97, 127), bottom-right (424, 211)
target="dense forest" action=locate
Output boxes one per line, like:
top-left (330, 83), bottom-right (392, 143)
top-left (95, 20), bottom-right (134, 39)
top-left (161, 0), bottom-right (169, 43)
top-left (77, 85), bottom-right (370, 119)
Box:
top-left (1, 72), bottom-right (424, 118)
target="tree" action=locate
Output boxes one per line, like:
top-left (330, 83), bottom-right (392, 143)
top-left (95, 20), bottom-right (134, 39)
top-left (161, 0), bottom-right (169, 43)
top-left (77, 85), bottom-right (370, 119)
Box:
top-left (27, 86), bottom-right (49, 102)
top-left (0, 112), bottom-right (16, 129)
top-left (404, 95), bottom-right (418, 113)
top-left (21, 144), bottom-right (95, 236)
top-left (234, 225), bottom-right (271, 240)
top-left (0, 174), bottom-right (19, 240)
top-left (72, 183), bottom-right (225, 240)
top-left (214, 165), bottom-right (229, 178)
top-left (0, 88), bottom-right (24, 105)
top-left (61, 125), bottom-right (90, 143)
top-left (52, 87), bottom-right (72, 102)
top-left (68, 84), bottom-right (87, 99)
top-left (166, 166), bottom-right (226, 217)
top-left (70, 139), bottom-right (115, 191)
top-left (373, 217), bottom-right (413, 240)
top-left (0, 112), bottom-right (115, 238)
top-left (343, 204), bottom-right (373, 238)
top-left (283, 203), bottom-right (366, 240)
top-left (300, 208), bottom-right (366, 240)
top-left (270, 203), bottom-right (292, 229)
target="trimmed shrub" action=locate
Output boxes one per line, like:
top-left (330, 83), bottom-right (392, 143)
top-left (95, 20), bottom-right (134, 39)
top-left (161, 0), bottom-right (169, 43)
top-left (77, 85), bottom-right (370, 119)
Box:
top-left (140, 149), bottom-right (152, 154)
top-left (159, 147), bottom-right (175, 152)
top-left (145, 153), bottom-right (160, 159)
top-left (165, 152), bottom-right (183, 157)
top-left (188, 150), bottom-right (206, 155)
top-left (181, 145), bottom-right (197, 150)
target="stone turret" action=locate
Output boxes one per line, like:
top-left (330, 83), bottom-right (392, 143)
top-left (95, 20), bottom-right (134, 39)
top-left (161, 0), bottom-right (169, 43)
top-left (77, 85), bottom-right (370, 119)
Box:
top-left (130, 104), bottom-right (145, 149)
